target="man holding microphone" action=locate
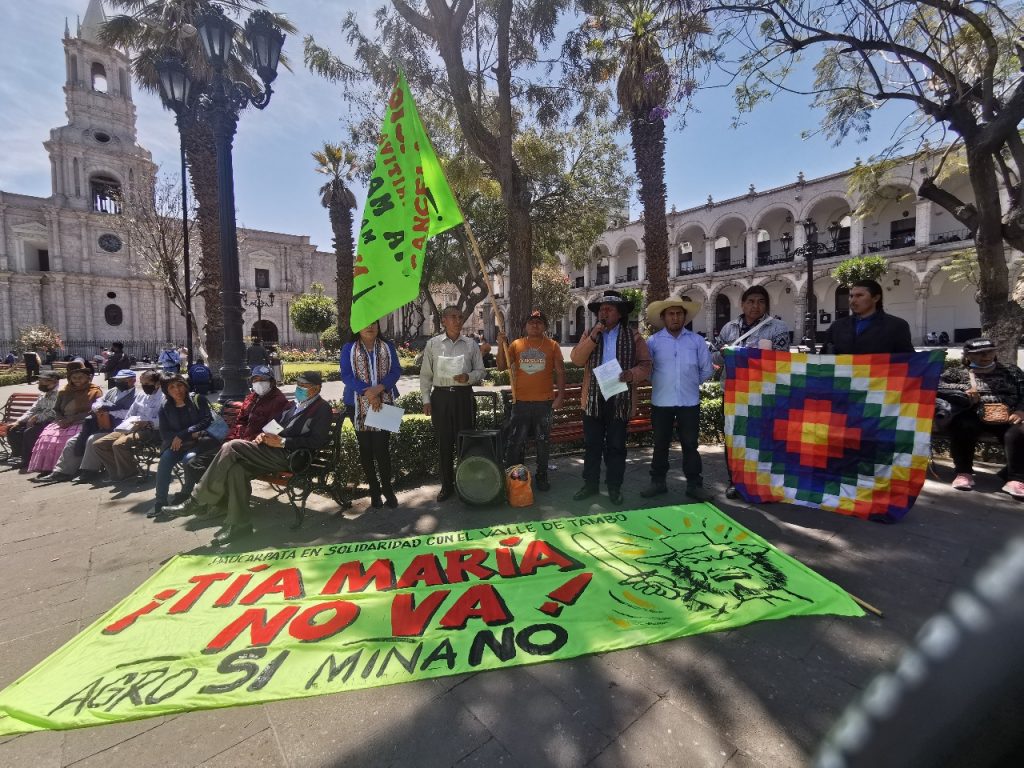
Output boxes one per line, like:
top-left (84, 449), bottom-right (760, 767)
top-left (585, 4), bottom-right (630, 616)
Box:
top-left (570, 290), bottom-right (651, 504)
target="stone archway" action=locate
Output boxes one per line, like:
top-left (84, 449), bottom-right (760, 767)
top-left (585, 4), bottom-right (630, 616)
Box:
top-left (251, 320), bottom-right (279, 344)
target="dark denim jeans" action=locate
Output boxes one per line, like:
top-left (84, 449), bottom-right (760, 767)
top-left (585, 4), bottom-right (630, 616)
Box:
top-left (649, 405), bottom-right (702, 487)
top-left (504, 400), bottom-right (553, 477)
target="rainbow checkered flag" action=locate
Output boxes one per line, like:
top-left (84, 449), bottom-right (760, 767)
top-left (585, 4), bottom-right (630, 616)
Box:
top-left (723, 349), bottom-right (945, 522)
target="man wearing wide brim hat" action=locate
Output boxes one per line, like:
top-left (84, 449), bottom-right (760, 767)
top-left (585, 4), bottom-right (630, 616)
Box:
top-left (163, 369), bottom-right (333, 545)
top-left (570, 290), bottom-right (652, 504)
top-left (640, 296), bottom-right (715, 501)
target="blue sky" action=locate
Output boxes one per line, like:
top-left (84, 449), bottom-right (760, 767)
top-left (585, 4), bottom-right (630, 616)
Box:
top-left (1, 0), bottom-right (916, 253)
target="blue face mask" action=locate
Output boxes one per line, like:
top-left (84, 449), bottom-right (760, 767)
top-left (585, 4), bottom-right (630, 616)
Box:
top-left (294, 386), bottom-right (309, 403)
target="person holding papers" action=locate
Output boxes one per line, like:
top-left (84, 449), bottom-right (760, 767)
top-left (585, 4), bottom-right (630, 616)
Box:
top-left (162, 371), bottom-right (333, 545)
top-left (341, 321), bottom-right (402, 509)
top-left (570, 290), bottom-right (652, 504)
top-left (420, 306), bottom-right (486, 502)
top-left (641, 297), bottom-right (714, 502)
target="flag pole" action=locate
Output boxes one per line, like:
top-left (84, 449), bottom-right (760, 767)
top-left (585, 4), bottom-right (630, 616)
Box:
top-left (459, 217), bottom-right (517, 403)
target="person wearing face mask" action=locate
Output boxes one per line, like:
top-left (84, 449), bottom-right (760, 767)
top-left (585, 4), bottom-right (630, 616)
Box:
top-left (341, 321), bottom-right (402, 509)
top-left (47, 369), bottom-right (139, 482)
top-left (162, 371), bottom-right (333, 544)
top-left (80, 371), bottom-right (165, 483)
top-left (938, 337), bottom-right (1024, 500)
top-left (170, 366), bottom-right (289, 509)
top-left (4, 370), bottom-right (61, 472)
top-left (27, 362), bottom-right (103, 476)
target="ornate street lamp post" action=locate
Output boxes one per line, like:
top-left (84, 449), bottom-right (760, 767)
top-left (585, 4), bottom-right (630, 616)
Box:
top-left (782, 220), bottom-right (842, 353)
top-left (154, 52), bottom-right (195, 364)
top-left (157, 6), bottom-right (285, 401)
top-left (242, 287), bottom-right (275, 340)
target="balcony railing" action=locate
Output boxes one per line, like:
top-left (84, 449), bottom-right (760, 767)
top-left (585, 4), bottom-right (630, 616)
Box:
top-left (756, 252), bottom-right (795, 266)
top-left (862, 235), bottom-right (915, 254)
top-left (930, 228), bottom-right (974, 245)
top-left (715, 259), bottom-right (746, 273)
top-left (676, 262), bottom-right (706, 275)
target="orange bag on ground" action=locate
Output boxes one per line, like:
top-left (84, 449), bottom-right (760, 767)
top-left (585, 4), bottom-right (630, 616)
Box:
top-left (505, 464), bottom-right (534, 508)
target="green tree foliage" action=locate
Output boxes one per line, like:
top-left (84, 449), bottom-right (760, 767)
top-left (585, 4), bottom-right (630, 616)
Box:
top-left (620, 286), bottom-right (647, 322)
top-left (319, 324), bottom-right (342, 353)
top-left (289, 283), bottom-right (337, 335)
top-left (832, 256), bottom-right (888, 287)
top-left (713, 0), bottom-right (1024, 358)
top-left (531, 263), bottom-right (573, 326)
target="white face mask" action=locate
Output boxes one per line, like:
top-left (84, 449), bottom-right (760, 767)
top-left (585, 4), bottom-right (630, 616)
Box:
top-left (252, 381), bottom-right (272, 396)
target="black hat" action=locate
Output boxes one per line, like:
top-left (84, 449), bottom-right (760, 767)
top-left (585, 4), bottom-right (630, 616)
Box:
top-left (963, 337), bottom-right (996, 353)
top-left (587, 290), bottom-right (635, 315)
top-left (524, 309), bottom-right (548, 327)
top-left (296, 370), bottom-right (323, 386)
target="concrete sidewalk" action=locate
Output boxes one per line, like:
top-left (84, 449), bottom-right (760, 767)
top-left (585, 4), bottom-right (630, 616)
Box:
top-left (0, 440), bottom-right (1021, 767)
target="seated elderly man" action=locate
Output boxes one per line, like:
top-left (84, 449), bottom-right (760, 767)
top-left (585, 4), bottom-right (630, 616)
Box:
top-left (162, 371), bottom-right (333, 544)
top-left (47, 369), bottom-right (139, 482)
top-left (3, 370), bottom-right (60, 469)
top-left (171, 365), bottom-right (288, 507)
top-left (77, 370), bottom-right (165, 483)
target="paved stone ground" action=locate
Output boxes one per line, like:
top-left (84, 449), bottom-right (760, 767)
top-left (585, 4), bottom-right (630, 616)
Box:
top-left (1, 420), bottom-right (1022, 768)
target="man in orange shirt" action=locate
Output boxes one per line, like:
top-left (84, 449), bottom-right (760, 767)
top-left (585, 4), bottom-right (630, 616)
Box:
top-left (497, 310), bottom-right (565, 491)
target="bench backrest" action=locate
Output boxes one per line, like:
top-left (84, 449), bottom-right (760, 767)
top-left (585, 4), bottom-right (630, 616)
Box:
top-left (2, 393), bottom-right (41, 424)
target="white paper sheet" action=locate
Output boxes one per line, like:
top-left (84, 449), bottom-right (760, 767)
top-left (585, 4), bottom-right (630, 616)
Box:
top-left (116, 416), bottom-right (140, 432)
top-left (593, 359), bottom-right (628, 399)
top-left (364, 403), bottom-right (404, 433)
top-left (437, 354), bottom-right (465, 381)
top-left (262, 419), bottom-right (284, 435)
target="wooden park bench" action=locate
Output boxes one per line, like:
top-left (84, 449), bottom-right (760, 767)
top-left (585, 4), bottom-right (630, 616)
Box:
top-left (0, 393), bottom-right (42, 460)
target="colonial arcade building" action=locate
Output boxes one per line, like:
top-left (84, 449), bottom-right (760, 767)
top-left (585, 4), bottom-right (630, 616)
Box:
top-left (556, 165), bottom-right (1022, 345)
top-left (0, 0), bottom-right (337, 351)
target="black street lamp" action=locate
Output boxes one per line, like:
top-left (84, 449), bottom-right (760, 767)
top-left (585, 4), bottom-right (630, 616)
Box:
top-left (155, 52), bottom-right (196, 367)
top-left (158, 6), bottom-right (285, 402)
top-left (785, 220), bottom-right (842, 353)
top-left (242, 287), bottom-right (275, 340)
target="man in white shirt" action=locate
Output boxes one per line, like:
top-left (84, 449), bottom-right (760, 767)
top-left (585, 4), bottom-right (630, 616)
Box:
top-left (420, 306), bottom-right (486, 501)
top-left (81, 370), bottom-right (165, 482)
top-left (641, 297), bottom-right (714, 501)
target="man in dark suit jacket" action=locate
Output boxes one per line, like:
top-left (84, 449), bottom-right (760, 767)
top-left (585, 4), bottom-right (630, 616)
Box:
top-left (162, 371), bottom-right (333, 544)
top-left (824, 279), bottom-right (915, 354)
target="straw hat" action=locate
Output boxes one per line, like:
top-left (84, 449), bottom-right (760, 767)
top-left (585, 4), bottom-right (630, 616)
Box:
top-left (645, 297), bottom-right (703, 329)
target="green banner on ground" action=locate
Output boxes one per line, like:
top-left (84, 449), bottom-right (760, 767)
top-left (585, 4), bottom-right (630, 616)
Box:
top-left (349, 73), bottom-right (463, 333)
top-left (0, 504), bottom-right (861, 736)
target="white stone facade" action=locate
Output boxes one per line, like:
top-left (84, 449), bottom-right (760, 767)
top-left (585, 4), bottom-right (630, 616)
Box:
top-left (0, 3), bottom-right (337, 351)
top-left (550, 165), bottom-right (1022, 346)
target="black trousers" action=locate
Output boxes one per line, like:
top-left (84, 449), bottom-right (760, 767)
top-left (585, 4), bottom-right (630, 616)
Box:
top-left (345, 404), bottom-right (393, 492)
top-left (9, 422), bottom-right (45, 468)
top-left (504, 400), bottom-right (553, 477)
top-left (649, 405), bottom-right (702, 487)
top-left (949, 412), bottom-right (1024, 481)
top-left (582, 398), bottom-right (628, 490)
top-left (23, 355), bottom-right (39, 383)
top-left (430, 387), bottom-right (474, 490)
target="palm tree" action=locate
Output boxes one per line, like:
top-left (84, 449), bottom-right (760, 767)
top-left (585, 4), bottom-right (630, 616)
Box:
top-left (100, 0), bottom-right (295, 364)
top-left (312, 143), bottom-right (358, 341)
top-left (575, 1), bottom-right (708, 303)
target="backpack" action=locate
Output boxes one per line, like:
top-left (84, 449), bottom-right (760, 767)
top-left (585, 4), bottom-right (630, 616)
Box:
top-left (189, 364), bottom-right (212, 384)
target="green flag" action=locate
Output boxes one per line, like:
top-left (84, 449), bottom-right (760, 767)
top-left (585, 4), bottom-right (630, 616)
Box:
top-left (350, 74), bottom-right (463, 332)
top-left (0, 504), bottom-right (861, 736)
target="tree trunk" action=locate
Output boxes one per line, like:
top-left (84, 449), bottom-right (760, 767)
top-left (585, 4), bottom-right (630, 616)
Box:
top-left (966, 144), bottom-right (1024, 361)
top-left (631, 114), bottom-right (669, 302)
top-left (181, 116), bottom-right (224, 365)
top-left (330, 197), bottom-right (355, 340)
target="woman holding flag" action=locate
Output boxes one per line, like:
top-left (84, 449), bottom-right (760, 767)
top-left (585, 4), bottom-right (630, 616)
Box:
top-left (340, 321), bottom-right (402, 509)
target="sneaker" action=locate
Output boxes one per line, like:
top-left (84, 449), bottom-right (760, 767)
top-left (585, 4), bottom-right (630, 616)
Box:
top-left (685, 486), bottom-right (713, 501)
top-left (536, 475), bottom-right (551, 492)
top-left (639, 482), bottom-right (668, 499)
top-left (951, 473), bottom-right (975, 491)
top-left (1002, 480), bottom-right (1024, 500)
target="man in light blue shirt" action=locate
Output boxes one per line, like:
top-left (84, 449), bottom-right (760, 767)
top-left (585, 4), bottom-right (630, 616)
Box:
top-left (641, 297), bottom-right (714, 501)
